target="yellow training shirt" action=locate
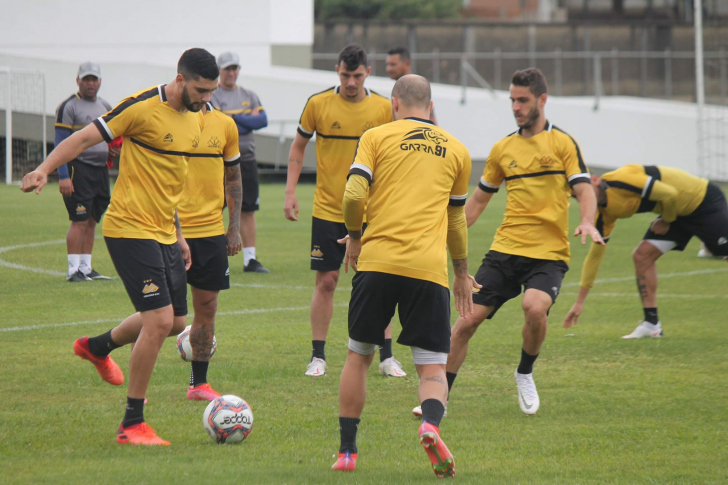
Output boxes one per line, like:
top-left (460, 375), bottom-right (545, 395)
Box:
top-left (297, 86), bottom-right (392, 222)
top-left (178, 103), bottom-right (241, 238)
top-left (479, 121), bottom-right (590, 263)
top-left (94, 85), bottom-right (203, 244)
top-left (580, 164), bottom-right (709, 288)
top-left (347, 118), bottom-right (471, 288)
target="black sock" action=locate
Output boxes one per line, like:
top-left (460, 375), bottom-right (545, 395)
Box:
top-left (338, 417), bottom-right (360, 454)
top-left (312, 340), bottom-right (326, 361)
top-left (379, 338), bottom-right (393, 362)
top-left (517, 348), bottom-right (539, 375)
top-left (87, 330), bottom-right (121, 358)
top-left (643, 307), bottom-right (659, 325)
top-left (446, 372), bottom-right (457, 394)
top-left (122, 397), bottom-right (145, 428)
top-left (421, 399), bottom-right (445, 428)
top-left (191, 360), bottom-right (209, 387)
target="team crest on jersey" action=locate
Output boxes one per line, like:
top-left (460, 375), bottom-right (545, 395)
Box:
top-left (331, 121), bottom-right (341, 130)
top-left (163, 133), bottom-right (174, 143)
top-left (508, 160), bottom-right (518, 169)
top-left (192, 136), bottom-right (199, 149)
top-left (142, 279), bottom-right (160, 297)
top-left (208, 136), bottom-right (221, 148)
top-left (75, 203), bottom-right (87, 215)
top-left (539, 155), bottom-right (555, 168)
top-left (311, 247), bottom-right (324, 259)
top-left (402, 127), bottom-right (448, 145)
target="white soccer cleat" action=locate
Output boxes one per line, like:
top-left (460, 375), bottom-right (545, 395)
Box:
top-left (379, 357), bottom-right (407, 377)
top-left (515, 370), bottom-right (540, 415)
top-left (412, 403), bottom-right (447, 418)
top-left (622, 321), bottom-right (663, 339)
top-left (304, 357), bottom-right (327, 377)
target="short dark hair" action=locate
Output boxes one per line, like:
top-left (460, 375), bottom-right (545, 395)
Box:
top-left (511, 68), bottom-right (548, 97)
top-left (178, 48), bottom-right (219, 81)
top-left (338, 44), bottom-right (368, 71)
top-left (387, 46), bottom-right (410, 61)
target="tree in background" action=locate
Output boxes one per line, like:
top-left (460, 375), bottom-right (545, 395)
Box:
top-left (315, 0), bottom-right (463, 20)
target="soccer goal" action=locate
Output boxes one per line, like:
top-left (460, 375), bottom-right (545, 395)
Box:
top-left (0, 68), bottom-right (47, 185)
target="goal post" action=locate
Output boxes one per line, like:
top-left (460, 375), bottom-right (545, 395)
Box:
top-left (0, 68), bottom-right (47, 185)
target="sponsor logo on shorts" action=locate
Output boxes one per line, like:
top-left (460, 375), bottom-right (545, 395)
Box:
top-left (163, 133), bottom-right (174, 143)
top-left (311, 246), bottom-right (324, 260)
top-left (75, 203), bottom-right (87, 215)
top-left (472, 287), bottom-right (480, 294)
top-left (142, 279), bottom-right (160, 298)
top-left (225, 267), bottom-right (230, 276)
top-left (552, 286), bottom-right (559, 296)
top-left (718, 237), bottom-right (727, 245)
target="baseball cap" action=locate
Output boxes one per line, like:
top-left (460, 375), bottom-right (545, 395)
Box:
top-left (217, 52), bottom-right (240, 69)
top-left (77, 62), bottom-right (101, 79)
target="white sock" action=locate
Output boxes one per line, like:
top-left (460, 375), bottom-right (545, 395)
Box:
top-left (79, 254), bottom-right (92, 275)
top-left (67, 254), bottom-right (80, 276)
top-left (243, 247), bottom-right (256, 266)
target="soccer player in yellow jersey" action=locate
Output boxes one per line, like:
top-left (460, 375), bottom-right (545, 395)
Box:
top-left (331, 75), bottom-right (475, 478)
top-left (563, 165), bottom-right (728, 338)
top-left (21, 48), bottom-right (220, 446)
top-left (176, 101), bottom-right (242, 399)
top-left (285, 44), bottom-right (404, 378)
top-left (446, 68), bottom-right (603, 417)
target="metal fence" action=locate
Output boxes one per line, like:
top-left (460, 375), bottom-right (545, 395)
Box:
top-left (312, 49), bottom-right (728, 106)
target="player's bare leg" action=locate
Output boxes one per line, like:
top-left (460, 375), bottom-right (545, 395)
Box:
top-left (80, 218), bottom-right (96, 255)
top-left (622, 241), bottom-right (665, 339)
top-left (126, 306), bottom-right (175, 398)
top-left (307, 270), bottom-right (339, 376)
top-left (240, 211), bottom-right (257, 248)
top-left (515, 289), bottom-right (551, 415)
top-left (187, 287), bottom-right (221, 400)
top-left (446, 304), bottom-right (492, 375)
top-left (110, 313), bottom-right (187, 346)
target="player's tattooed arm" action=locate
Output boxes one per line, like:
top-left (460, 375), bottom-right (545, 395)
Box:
top-left (452, 258), bottom-right (469, 277)
top-left (224, 164), bottom-right (243, 256)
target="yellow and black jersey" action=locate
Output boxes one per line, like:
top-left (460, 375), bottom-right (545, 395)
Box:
top-left (580, 164), bottom-right (709, 288)
top-left (348, 118), bottom-right (471, 288)
top-left (93, 84), bottom-right (203, 244)
top-left (479, 121), bottom-right (590, 263)
top-left (298, 85), bottom-right (392, 222)
top-left (178, 103), bottom-right (241, 239)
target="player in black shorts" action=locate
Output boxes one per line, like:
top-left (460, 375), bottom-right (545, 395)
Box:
top-left (444, 68), bottom-right (602, 418)
top-left (564, 164), bottom-right (728, 338)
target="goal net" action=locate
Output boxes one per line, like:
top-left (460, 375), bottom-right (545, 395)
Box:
top-left (0, 68), bottom-right (47, 184)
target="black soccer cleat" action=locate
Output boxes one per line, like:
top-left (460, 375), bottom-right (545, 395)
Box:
top-left (244, 259), bottom-right (269, 274)
top-left (67, 270), bottom-right (93, 282)
top-left (84, 269), bottom-right (113, 280)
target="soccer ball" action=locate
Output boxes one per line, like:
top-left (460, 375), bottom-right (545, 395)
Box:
top-left (176, 325), bottom-right (216, 362)
top-left (203, 395), bottom-right (253, 444)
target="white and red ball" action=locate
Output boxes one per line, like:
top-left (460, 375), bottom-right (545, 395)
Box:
top-left (176, 325), bottom-right (216, 362)
top-left (203, 395), bottom-right (253, 444)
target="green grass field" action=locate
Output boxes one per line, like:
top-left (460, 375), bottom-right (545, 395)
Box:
top-left (1, 182), bottom-right (726, 484)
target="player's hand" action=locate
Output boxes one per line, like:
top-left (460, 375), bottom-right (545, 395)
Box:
top-left (337, 235), bottom-right (361, 273)
top-left (453, 273), bottom-right (481, 318)
top-left (59, 178), bottom-right (74, 197)
top-left (574, 222), bottom-right (605, 245)
top-left (284, 192), bottom-right (299, 221)
top-left (20, 170), bottom-right (48, 194)
top-left (563, 302), bottom-right (583, 328)
top-left (225, 226), bottom-right (242, 257)
top-left (178, 236), bottom-right (192, 271)
top-left (108, 145), bottom-right (121, 158)
top-left (650, 218), bottom-right (670, 235)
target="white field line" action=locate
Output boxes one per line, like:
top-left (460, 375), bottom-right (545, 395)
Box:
top-left (0, 303), bottom-right (350, 333)
top-left (0, 238), bottom-right (67, 276)
top-left (560, 292), bottom-right (727, 299)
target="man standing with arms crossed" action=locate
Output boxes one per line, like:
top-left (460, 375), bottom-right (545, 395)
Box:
top-left (331, 75), bottom-right (474, 477)
top-left (21, 48), bottom-right (220, 446)
top-left (440, 68), bottom-right (603, 417)
top-left (55, 62), bottom-right (116, 281)
top-left (212, 51), bottom-right (269, 273)
top-left (285, 44), bottom-right (406, 378)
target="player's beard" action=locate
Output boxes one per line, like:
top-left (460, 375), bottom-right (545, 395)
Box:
top-left (181, 86), bottom-right (203, 112)
top-left (516, 105), bottom-right (540, 129)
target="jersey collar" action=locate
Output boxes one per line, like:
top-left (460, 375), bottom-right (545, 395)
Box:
top-left (517, 119), bottom-right (552, 136)
top-left (334, 85), bottom-right (371, 97)
top-left (405, 116), bottom-right (435, 125)
top-left (158, 84), bottom-right (168, 103)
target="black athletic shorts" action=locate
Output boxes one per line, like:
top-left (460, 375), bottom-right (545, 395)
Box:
top-left (186, 235), bottom-right (230, 291)
top-left (310, 216), bottom-right (367, 272)
top-left (62, 161), bottom-right (110, 222)
top-left (472, 250), bottom-right (569, 319)
top-left (241, 159), bottom-right (259, 212)
top-left (105, 237), bottom-right (188, 316)
top-left (643, 183), bottom-right (728, 256)
top-left (348, 271), bottom-right (451, 353)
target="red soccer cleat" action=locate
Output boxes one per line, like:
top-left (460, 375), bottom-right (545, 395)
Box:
top-left (187, 383), bottom-right (222, 401)
top-left (117, 422), bottom-right (170, 446)
top-left (419, 422), bottom-right (455, 478)
top-left (73, 337), bottom-right (124, 385)
top-left (331, 451), bottom-right (358, 472)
